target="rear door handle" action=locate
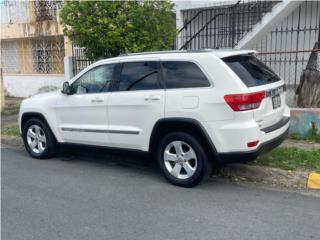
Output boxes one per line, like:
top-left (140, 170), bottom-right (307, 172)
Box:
top-left (145, 95), bottom-right (161, 101)
top-left (91, 98), bottom-right (104, 103)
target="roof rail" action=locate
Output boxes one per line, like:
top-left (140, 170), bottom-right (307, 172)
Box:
top-left (118, 48), bottom-right (214, 57)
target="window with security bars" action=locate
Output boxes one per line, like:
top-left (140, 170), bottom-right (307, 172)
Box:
top-left (34, 0), bottom-right (63, 21)
top-left (1, 38), bottom-right (65, 74)
top-left (31, 38), bottom-right (65, 74)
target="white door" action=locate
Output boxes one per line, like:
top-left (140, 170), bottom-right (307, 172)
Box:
top-left (107, 60), bottom-right (165, 151)
top-left (55, 63), bottom-right (116, 146)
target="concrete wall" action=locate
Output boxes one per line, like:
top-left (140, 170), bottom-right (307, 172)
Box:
top-left (3, 74), bottom-right (65, 98)
top-left (1, 0), bottom-right (63, 39)
top-left (289, 108), bottom-right (320, 137)
top-left (0, 0), bottom-right (29, 24)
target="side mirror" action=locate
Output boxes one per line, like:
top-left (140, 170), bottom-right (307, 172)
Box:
top-left (62, 81), bottom-right (71, 95)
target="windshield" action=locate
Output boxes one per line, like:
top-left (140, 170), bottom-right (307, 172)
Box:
top-left (223, 55), bottom-right (281, 87)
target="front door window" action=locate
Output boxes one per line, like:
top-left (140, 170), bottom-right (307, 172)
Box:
top-left (71, 64), bottom-right (116, 94)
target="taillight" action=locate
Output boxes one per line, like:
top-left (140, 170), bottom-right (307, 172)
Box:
top-left (224, 91), bottom-right (265, 111)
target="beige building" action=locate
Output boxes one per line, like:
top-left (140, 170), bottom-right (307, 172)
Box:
top-left (1, 0), bottom-right (72, 97)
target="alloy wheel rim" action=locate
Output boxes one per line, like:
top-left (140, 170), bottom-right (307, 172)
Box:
top-left (163, 141), bottom-right (197, 180)
top-left (27, 125), bottom-right (47, 155)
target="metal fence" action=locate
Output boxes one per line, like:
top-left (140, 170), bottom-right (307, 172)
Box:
top-left (258, 48), bottom-right (319, 107)
top-left (176, 0), bottom-right (279, 50)
top-left (34, 0), bottom-right (63, 21)
top-left (255, 1), bottom-right (320, 88)
top-left (71, 45), bottom-right (93, 76)
top-left (175, 0), bottom-right (320, 106)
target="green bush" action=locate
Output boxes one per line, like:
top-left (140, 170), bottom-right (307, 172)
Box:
top-left (60, 1), bottom-right (177, 60)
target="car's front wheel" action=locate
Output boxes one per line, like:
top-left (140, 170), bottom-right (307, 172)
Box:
top-left (157, 132), bottom-right (211, 187)
top-left (22, 118), bottom-right (56, 159)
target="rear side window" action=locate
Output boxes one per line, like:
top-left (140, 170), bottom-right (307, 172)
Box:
top-left (162, 61), bottom-right (210, 89)
top-left (223, 55), bottom-right (280, 87)
top-left (119, 61), bottom-right (160, 91)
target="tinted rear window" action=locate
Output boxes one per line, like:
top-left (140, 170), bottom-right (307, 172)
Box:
top-left (223, 55), bottom-right (280, 87)
top-left (162, 61), bottom-right (210, 89)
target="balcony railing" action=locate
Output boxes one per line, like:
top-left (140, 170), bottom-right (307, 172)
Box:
top-left (34, 0), bottom-right (63, 21)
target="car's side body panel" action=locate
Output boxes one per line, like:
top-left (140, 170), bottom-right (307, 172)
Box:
top-left (19, 91), bottom-right (62, 142)
top-left (54, 92), bottom-right (110, 146)
top-left (107, 89), bottom-right (165, 151)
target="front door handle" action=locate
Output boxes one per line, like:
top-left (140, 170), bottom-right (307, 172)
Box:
top-left (91, 98), bottom-right (104, 103)
top-left (145, 95), bottom-right (161, 101)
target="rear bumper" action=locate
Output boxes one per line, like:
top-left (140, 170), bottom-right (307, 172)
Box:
top-left (217, 126), bottom-right (289, 164)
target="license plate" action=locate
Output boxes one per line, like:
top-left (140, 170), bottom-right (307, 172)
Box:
top-left (272, 95), bottom-right (281, 109)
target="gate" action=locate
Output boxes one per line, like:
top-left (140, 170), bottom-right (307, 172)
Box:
top-left (71, 45), bottom-right (93, 76)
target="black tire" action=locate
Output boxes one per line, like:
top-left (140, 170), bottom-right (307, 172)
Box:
top-left (156, 131), bottom-right (211, 187)
top-left (22, 118), bottom-right (57, 159)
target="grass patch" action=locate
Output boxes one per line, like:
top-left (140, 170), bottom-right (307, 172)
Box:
top-left (1, 125), bottom-right (20, 137)
top-left (1, 97), bottom-right (22, 116)
top-left (252, 147), bottom-right (320, 172)
top-left (290, 128), bottom-right (320, 143)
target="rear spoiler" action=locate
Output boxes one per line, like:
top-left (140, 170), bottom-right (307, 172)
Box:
top-left (218, 50), bottom-right (258, 59)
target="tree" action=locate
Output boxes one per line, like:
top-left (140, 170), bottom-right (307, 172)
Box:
top-left (296, 42), bottom-right (320, 107)
top-left (60, 0), bottom-right (176, 60)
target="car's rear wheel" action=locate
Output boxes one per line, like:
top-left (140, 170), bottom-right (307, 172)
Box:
top-left (157, 131), bottom-right (211, 187)
top-left (22, 118), bottom-right (56, 159)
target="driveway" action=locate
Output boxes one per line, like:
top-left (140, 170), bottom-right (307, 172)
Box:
top-left (2, 145), bottom-right (320, 240)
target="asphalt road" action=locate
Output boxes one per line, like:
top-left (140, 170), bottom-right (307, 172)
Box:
top-left (2, 145), bottom-right (320, 240)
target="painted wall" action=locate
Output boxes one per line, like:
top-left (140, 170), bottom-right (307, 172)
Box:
top-left (3, 74), bottom-right (65, 98)
top-left (0, 1), bottom-right (29, 24)
top-left (1, 20), bottom-right (63, 40)
top-left (289, 108), bottom-right (320, 136)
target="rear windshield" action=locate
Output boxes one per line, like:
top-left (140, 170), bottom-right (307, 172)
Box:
top-left (223, 55), bottom-right (280, 87)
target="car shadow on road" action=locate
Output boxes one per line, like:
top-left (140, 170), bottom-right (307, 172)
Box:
top-left (4, 142), bottom-right (223, 188)
top-left (57, 144), bottom-right (157, 173)
top-left (53, 144), bottom-right (224, 189)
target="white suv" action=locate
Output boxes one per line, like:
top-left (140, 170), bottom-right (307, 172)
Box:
top-left (19, 49), bottom-right (290, 187)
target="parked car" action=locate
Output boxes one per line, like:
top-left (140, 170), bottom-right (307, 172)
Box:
top-left (19, 49), bottom-right (290, 187)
